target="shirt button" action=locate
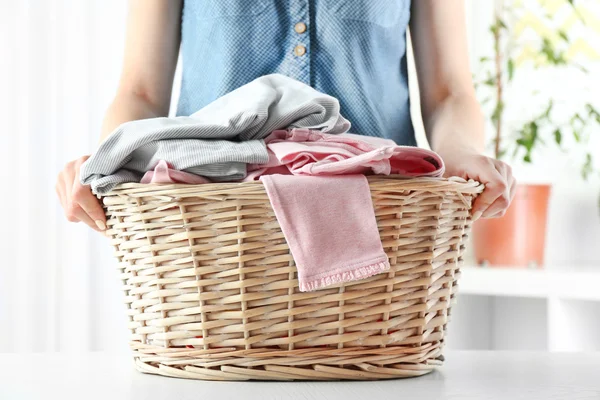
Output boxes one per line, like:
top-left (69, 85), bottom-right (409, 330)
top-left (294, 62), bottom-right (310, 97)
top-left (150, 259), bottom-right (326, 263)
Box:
top-left (294, 22), bottom-right (307, 34)
top-left (294, 45), bottom-right (306, 57)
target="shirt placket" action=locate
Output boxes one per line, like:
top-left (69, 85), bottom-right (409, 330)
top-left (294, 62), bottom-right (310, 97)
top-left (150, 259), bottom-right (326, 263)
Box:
top-left (290, 0), bottom-right (311, 85)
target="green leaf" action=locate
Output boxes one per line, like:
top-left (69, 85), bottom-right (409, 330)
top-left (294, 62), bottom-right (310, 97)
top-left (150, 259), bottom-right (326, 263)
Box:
top-left (553, 129), bottom-right (562, 146)
top-left (529, 121), bottom-right (538, 142)
top-left (571, 113), bottom-right (584, 125)
top-left (586, 104), bottom-right (600, 124)
top-left (490, 16), bottom-right (508, 36)
top-left (558, 30), bottom-right (569, 42)
top-left (543, 100), bottom-right (554, 119)
top-left (516, 138), bottom-right (528, 147)
top-left (479, 57), bottom-right (490, 63)
top-left (566, 1), bottom-right (586, 23)
top-left (582, 153), bottom-right (593, 180)
top-left (513, 119), bottom-right (544, 163)
top-left (508, 59), bottom-right (515, 81)
top-left (541, 38), bottom-right (567, 65)
top-left (491, 101), bottom-right (505, 124)
top-left (573, 130), bottom-right (581, 142)
top-left (585, 103), bottom-right (594, 114)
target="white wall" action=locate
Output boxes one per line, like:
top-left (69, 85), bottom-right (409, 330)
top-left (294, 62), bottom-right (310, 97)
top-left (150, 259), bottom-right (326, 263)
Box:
top-left (447, 296), bottom-right (549, 351)
top-left (0, 0), bottom-right (130, 353)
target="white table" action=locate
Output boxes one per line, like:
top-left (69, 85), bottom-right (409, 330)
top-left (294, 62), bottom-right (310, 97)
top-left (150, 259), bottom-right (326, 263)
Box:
top-left (1, 351), bottom-right (599, 400)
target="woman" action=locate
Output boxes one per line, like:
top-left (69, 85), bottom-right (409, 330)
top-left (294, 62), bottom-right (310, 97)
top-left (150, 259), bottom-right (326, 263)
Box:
top-left (56, 0), bottom-right (515, 232)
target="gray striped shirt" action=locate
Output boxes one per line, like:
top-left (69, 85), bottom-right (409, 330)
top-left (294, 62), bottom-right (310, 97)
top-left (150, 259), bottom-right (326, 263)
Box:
top-left (80, 74), bottom-right (350, 194)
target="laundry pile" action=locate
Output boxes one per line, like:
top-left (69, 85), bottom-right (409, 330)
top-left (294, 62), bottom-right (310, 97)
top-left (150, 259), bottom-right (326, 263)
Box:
top-left (81, 74), bottom-right (444, 292)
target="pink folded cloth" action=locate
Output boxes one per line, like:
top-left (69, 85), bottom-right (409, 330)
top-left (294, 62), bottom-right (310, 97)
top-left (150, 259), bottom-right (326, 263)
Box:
top-left (244, 129), bottom-right (444, 181)
top-left (261, 174), bottom-right (390, 292)
top-left (141, 160), bottom-right (211, 184)
top-left (246, 129), bottom-right (445, 292)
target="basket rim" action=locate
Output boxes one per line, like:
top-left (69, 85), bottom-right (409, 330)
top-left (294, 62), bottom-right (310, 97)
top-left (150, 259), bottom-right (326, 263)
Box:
top-left (101, 176), bottom-right (484, 199)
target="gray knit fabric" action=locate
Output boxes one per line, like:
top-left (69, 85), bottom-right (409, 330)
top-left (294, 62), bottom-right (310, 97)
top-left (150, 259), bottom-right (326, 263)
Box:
top-left (81, 74), bottom-right (350, 194)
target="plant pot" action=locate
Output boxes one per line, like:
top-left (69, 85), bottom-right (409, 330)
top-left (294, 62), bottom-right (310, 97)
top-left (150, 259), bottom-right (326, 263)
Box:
top-left (472, 183), bottom-right (551, 268)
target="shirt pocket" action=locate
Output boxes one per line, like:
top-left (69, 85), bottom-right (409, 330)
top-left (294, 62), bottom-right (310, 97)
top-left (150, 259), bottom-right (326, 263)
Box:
top-left (189, 0), bottom-right (271, 20)
top-left (325, 0), bottom-right (408, 28)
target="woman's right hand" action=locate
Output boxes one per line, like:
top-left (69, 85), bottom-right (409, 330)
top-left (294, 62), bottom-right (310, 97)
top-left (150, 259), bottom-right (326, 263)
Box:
top-left (55, 155), bottom-right (107, 233)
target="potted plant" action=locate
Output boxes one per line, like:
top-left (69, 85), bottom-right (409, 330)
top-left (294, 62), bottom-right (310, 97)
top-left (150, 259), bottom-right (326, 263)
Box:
top-left (472, 0), bottom-right (600, 268)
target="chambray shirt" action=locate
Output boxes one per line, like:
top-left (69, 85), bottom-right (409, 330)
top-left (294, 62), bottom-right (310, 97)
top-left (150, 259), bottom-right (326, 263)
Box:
top-left (177, 0), bottom-right (416, 145)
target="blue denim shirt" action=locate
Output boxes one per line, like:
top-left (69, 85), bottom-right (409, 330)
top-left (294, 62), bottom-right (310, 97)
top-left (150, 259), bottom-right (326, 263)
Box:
top-left (177, 0), bottom-right (415, 145)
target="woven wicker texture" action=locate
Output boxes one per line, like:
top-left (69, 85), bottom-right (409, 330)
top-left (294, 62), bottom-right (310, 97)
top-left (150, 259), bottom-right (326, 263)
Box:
top-left (102, 176), bottom-right (483, 381)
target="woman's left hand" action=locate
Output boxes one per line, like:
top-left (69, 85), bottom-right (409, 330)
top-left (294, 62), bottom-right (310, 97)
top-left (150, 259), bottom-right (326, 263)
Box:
top-left (441, 149), bottom-right (517, 220)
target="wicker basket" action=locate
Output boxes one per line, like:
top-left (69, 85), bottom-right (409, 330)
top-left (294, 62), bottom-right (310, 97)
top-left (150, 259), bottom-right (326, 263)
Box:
top-left (102, 176), bottom-right (483, 381)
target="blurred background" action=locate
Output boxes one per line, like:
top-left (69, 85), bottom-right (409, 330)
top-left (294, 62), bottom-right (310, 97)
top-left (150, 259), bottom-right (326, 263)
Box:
top-left (0, 0), bottom-right (598, 354)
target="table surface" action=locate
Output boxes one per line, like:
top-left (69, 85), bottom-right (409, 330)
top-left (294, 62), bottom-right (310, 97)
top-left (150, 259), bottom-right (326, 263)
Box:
top-left (1, 351), bottom-right (599, 400)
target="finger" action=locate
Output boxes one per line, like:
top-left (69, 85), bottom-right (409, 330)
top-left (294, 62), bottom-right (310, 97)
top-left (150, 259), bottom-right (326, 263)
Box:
top-left (62, 166), bottom-right (75, 200)
top-left (72, 184), bottom-right (106, 231)
top-left (488, 181), bottom-right (514, 218)
top-left (481, 188), bottom-right (511, 218)
top-left (62, 169), bottom-right (79, 224)
top-left (482, 194), bottom-right (511, 218)
top-left (67, 204), bottom-right (101, 231)
top-left (495, 161), bottom-right (512, 197)
top-left (485, 176), bottom-right (517, 220)
top-left (508, 175), bottom-right (517, 203)
top-left (489, 162), bottom-right (516, 217)
top-left (55, 178), bottom-right (67, 210)
top-left (479, 161), bottom-right (513, 218)
top-left (471, 167), bottom-right (507, 218)
top-left (496, 160), bottom-right (511, 179)
top-left (72, 165), bottom-right (106, 231)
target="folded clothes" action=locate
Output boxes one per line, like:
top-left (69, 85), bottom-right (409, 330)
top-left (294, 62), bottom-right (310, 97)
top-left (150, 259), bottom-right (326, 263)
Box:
top-left (140, 160), bottom-right (211, 184)
top-left (80, 74), bottom-right (350, 194)
top-left (261, 174), bottom-right (390, 292)
top-left (244, 129), bottom-right (444, 181)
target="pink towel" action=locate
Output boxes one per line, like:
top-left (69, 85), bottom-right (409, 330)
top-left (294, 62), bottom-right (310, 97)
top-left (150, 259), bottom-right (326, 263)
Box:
top-left (244, 129), bottom-right (444, 181)
top-left (141, 160), bottom-right (211, 184)
top-left (260, 174), bottom-right (390, 292)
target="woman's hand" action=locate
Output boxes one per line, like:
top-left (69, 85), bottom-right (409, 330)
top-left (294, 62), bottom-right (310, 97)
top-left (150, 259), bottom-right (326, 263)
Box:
top-left (55, 155), bottom-right (107, 232)
top-left (442, 149), bottom-right (516, 220)
top-left (409, 1), bottom-right (516, 220)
